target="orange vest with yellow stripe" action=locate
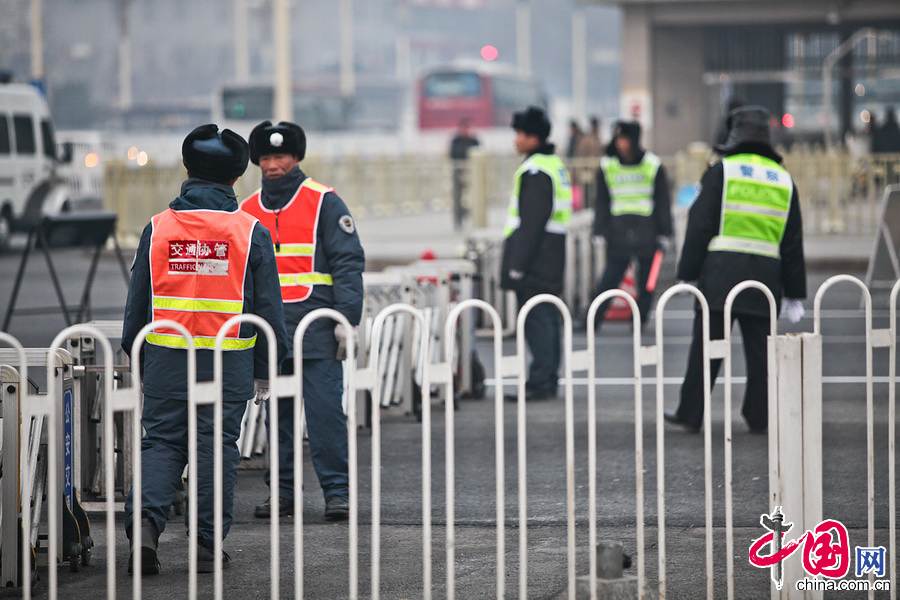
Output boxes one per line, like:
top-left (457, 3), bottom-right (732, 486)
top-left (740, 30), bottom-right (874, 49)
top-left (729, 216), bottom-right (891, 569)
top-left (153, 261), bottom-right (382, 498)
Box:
top-left (240, 177), bottom-right (334, 303)
top-left (148, 208), bottom-right (258, 350)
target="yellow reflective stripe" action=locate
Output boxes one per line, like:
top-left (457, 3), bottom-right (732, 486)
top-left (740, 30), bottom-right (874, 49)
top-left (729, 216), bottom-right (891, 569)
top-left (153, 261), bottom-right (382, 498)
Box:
top-left (302, 178), bottom-right (332, 194)
top-left (708, 236), bottom-right (780, 258)
top-left (146, 333), bottom-right (257, 350)
top-left (152, 296), bottom-right (243, 313)
top-left (278, 272), bottom-right (334, 286)
top-left (275, 243), bottom-right (314, 256)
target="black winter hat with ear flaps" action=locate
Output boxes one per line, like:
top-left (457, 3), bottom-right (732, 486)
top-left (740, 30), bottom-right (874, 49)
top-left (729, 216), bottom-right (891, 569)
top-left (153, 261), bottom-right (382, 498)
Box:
top-left (714, 105), bottom-right (781, 162)
top-left (181, 124), bottom-right (249, 182)
top-left (511, 106), bottom-right (551, 140)
top-left (248, 120), bottom-right (307, 165)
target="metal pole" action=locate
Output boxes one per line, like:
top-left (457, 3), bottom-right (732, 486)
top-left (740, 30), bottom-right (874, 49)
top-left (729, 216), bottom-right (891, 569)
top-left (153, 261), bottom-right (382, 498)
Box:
top-left (340, 0), bottom-right (355, 97)
top-left (234, 0), bottom-right (249, 83)
top-left (117, 0), bottom-right (133, 113)
top-left (273, 0), bottom-right (292, 122)
top-left (30, 0), bottom-right (43, 81)
top-left (571, 6), bottom-right (587, 120)
top-left (516, 0), bottom-right (531, 76)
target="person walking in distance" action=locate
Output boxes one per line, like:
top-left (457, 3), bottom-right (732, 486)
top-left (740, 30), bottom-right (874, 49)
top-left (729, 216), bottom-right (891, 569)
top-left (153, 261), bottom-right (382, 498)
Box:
top-left (122, 124), bottom-right (289, 574)
top-left (241, 120), bottom-right (365, 521)
top-left (590, 121), bottom-right (672, 331)
top-left (666, 106), bottom-right (807, 433)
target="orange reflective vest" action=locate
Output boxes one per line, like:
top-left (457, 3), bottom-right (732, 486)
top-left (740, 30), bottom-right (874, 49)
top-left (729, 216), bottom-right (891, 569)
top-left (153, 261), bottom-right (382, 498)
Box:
top-left (148, 208), bottom-right (258, 350)
top-left (240, 177), bottom-right (334, 303)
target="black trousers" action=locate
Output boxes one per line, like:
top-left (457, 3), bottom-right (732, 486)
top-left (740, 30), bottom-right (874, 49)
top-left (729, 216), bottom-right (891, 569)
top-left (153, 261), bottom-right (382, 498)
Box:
top-left (593, 252), bottom-right (655, 325)
top-left (516, 290), bottom-right (561, 396)
top-left (675, 310), bottom-right (770, 431)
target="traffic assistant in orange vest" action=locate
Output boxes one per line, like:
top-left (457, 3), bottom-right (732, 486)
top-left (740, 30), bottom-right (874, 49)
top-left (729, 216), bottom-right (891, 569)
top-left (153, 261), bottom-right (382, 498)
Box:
top-left (122, 124), bottom-right (289, 574)
top-left (241, 120), bottom-right (365, 522)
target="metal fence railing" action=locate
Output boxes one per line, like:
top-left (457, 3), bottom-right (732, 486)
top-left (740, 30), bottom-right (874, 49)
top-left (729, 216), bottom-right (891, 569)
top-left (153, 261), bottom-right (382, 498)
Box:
top-left (4, 274), bottom-right (900, 598)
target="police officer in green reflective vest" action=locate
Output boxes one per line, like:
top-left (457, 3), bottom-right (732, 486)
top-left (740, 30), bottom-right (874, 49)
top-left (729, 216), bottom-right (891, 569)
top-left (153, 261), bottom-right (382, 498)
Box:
top-left (666, 106), bottom-right (807, 434)
top-left (500, 106), bottom-right (572, 401)
top-left (591, 120), bottom-right (673, 330)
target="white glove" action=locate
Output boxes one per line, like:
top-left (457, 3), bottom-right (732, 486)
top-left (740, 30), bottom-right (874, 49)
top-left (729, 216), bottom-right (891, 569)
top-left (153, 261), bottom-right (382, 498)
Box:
top-left (656, 235), bottom-right (672, 253)
top-left (508, 269), bottom-right (525, 281)
top-left (253, 378), bottom-right (270, 405)
top-left (334, 324), bottom-right (356, 361)
top-left (781, 298), bottom-right (805, 324)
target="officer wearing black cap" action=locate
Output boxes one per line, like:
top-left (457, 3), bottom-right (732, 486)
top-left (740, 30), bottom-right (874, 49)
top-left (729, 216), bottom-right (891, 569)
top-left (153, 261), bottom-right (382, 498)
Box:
top-left (501, 106), bottom-right (572, 401)
top-left (666, 106), bottom-right (807, 433)
top-left (240, 120), bottom-right (364, 522)
top-left (591, 120), bottom-right (673, 330)
top-left (122, 124), bottom-right (289, 574)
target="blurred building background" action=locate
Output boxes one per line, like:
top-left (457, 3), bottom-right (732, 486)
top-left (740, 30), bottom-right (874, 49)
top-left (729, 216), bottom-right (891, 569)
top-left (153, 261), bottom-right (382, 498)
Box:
top-left (0, 0), bottom-right (621, 136)
top-left (590, 0), bottom-right (900, 155)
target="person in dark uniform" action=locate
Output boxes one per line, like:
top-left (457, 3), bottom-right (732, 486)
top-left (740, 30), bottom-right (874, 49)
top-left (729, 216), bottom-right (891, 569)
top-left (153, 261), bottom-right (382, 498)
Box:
top-left (122, 124), bottom-right (289, 574)
top-left (666, 106), bottom-right (806, 433)
top-left (449, 117), bottom-right (480, 231)
top-left (241, 120), bottom-right (365, 521)
top-left (591, 121), bottom-right (672, 329)
top-left (500, 106), bottom-right (572, 401)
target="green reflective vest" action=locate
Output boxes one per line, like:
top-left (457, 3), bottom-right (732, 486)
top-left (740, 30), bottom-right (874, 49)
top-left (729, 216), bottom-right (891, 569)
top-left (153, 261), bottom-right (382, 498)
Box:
top-left (600, 152), bottom-right (661, 217)
top-left (503, 153), bottom-right (573, 238)
top-left (707, 154), bottom-right (793, 259)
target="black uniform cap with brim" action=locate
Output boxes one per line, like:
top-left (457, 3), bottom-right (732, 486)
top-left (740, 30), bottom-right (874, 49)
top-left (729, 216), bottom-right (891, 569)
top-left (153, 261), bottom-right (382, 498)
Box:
top-left (714, 105), bottom-right (781, 162)
top-left (249, 120), bottom-right (307, 165)
top-left (511, 106), bottom-right (551, 140)
top-left (182, 123), bottom-right (249, 182)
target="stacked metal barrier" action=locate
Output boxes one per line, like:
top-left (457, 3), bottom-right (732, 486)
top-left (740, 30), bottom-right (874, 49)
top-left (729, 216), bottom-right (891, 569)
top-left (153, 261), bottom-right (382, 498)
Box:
top-left (465, 208), bottom-right (602, 329)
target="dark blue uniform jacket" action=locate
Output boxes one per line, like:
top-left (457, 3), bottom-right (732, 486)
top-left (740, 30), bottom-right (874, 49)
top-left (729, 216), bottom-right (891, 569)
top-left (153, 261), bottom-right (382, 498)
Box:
top-left (257, 166), bottom-right (365, 360)
top-left (122, 179), bottom-right (290, 402)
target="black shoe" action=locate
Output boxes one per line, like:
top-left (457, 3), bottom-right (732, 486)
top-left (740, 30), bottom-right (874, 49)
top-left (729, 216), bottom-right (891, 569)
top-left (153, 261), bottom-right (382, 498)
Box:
top-left (504, 391), bottom-right (557, 403)
top-left (663, 411), bottom-right (700, 433)
top-left (197, 544), bottom-right (231, 573)
top-left (254, 496), bottom-right (293, 518)
top-left (324, 495), bottom-right (350, 521)
top-left (127, 518), bottom-right (160, 575)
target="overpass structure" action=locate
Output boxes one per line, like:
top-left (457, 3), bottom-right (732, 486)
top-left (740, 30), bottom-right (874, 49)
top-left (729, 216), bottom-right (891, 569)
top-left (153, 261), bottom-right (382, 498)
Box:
top-left (588, 0), bottom-right (900, 155)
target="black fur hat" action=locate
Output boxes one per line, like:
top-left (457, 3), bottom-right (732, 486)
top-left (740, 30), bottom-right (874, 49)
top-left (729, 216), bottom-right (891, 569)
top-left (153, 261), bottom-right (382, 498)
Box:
top-left (605, 120), bottom-right (642, 157)
top-left (249, 120), bottom-right (307, 165)
top-left (714, 105), bottom-right (780, 161)
top-left (182, 124), bottom-right (249, 182)
top-left (511, 106), bottom-right (551, 140)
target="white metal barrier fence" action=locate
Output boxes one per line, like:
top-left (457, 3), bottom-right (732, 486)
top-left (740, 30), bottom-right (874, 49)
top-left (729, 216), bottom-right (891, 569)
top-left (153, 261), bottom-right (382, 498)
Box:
top-left (4, 275), bottom-right (900, 598)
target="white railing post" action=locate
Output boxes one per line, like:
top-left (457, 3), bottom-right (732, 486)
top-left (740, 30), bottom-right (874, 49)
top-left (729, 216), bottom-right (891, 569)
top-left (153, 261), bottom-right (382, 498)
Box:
top-left (584, 290), bottom-right (646, 599)
top-left (129, 320), bottom-right (194, 600)
top-left (293, 308), bottom-right (358, 599)
top-left (722, 282), bottom-right (777, 600)
top-left (512, 294), bottom-right (576, 600)
top-left (654, 283), bottom-right (714, 600)
top-left (889, 279), bottom-right (900, 600)
top-left (814, 275), bottom-right (879, 599)
top-left (212, 315), bottom-right (279, 600)
top-left (441, 299), bottom-right (505, 599)
top-left (356, 304), bottom-right (430, 600)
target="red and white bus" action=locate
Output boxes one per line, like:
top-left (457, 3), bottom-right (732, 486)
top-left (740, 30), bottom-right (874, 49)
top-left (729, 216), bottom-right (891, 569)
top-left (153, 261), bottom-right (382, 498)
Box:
top-left (416, 62), bottom-right (547, 130)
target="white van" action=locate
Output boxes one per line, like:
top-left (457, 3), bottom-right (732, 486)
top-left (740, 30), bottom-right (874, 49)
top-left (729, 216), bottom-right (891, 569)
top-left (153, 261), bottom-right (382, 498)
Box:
top-left (0, 83), bottom-right (72, 249)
